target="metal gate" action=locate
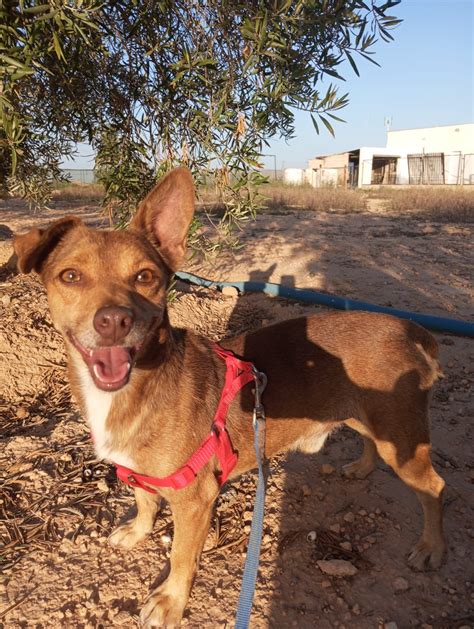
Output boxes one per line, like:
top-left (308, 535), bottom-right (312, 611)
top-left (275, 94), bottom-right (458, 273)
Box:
top-left (408, 153), bottom-right (445, 184)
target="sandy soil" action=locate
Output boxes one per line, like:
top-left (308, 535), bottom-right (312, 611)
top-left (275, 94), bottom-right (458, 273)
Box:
top-left (1, 198), bottom-right (473, 629)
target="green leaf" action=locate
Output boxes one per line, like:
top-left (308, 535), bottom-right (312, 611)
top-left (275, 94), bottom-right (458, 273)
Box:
top-left (345, 51), bottom-right (360, 77)
top-left (52, 31), bottom-right (65, 61)
top-left (319, 115), bottom-right (335, 138)
top-left (310, 114), bottom-right (319, 134)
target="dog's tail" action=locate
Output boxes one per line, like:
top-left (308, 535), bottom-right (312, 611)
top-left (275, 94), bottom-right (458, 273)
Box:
top-left (412, 325), bottom-right (444, 389)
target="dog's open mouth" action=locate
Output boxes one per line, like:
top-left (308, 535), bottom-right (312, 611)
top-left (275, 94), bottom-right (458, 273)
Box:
top-left (69, 334), bottom-right (138, 391)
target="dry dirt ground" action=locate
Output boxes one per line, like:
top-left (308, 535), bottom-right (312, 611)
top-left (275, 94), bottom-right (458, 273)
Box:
top-left (1, 198), bottom-right (473, 629)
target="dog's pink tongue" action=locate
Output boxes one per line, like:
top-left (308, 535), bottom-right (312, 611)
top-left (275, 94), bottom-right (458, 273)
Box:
top-left (90, 346), bottom-right (131, 384)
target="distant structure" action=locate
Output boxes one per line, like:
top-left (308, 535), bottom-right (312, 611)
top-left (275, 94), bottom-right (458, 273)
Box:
top-left (283, 168), bottom-right (305, 185)
top-left (303, 123), bottom-right (474, 188)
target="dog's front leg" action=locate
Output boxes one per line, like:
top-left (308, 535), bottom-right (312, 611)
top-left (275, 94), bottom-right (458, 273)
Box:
top-left (140, 483), bottom-right (217, 628)
top-left (109, 487), bottom-right (161, 550)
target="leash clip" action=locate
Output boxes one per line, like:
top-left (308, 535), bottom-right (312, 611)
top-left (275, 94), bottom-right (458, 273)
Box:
top-left (252, 368), bottom-right (267, 426)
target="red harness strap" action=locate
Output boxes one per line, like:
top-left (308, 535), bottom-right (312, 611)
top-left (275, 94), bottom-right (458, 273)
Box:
top-left (114, 344), bottom-right (255, 493)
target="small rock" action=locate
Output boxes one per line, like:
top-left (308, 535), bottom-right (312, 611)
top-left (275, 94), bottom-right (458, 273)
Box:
top-left (1, 294), bottom-right (11, 307)
top-left (358, 509), bottom-right (367, 516)
top-left (340, 541), bottom-right (352, 551)
top-left (343, 512), bottom-right (355, 523)
top-left (441, 338), bottom-right (454, 346)
top-left (59, 539), bottom-right (74, 554)
top-left (302, 484), bottom-right (312, 497)
top-left (393, 577), bottom-right (409, 592)
top-left (96, 479), bottom-right (109, 493)
top-left (317, 559), bottom-right (358, 577)
top-left (384, 623), bottom-right (398, 629)
top-left (221, 285), bottom-right (239, 297)
top-left (160, 534), bottom-right (172, 545)
top-left (321, 463), bottom-right (335, 475)
top-left (307, 530), bottom-right (317, 542)
top-left (321, 579), bottom-right (332, 588)
top-left (77, 606), bottom-right (87, 618)
top-left (329, 523), bottom-right (341, 534)
top-left (15, 406), bottom-right (28, 419)
top-left (352, 604), bottom-right (361, 615)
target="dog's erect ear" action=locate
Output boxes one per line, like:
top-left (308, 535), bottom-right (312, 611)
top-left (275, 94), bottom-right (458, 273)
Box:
top-left (130, 167), bottom-right (195, 271)
top-left (14, 216), bottom-right (82, 274)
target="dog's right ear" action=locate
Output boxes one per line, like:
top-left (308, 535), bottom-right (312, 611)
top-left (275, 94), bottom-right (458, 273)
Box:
top-left (130, 167), bottom-right (195, 272)
top-left (14, 216), bottom-right (82, 274)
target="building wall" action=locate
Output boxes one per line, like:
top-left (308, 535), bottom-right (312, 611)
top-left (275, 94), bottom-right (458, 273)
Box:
top-left (307, 153), bottom-right (348, 187)
top-left (386, 123), bottom-right (474, 154)
top-left (307, 124), bottom-right (474, 187)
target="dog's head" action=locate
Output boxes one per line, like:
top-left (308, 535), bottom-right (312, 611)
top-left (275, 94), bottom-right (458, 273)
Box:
top-left (14, 167), bottom-right (195, 392)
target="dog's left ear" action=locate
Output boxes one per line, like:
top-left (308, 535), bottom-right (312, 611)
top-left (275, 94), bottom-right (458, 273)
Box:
top-left (14, 216), bottom-right (82, 274)
top-left (130, 167), bottom-right (195, 271)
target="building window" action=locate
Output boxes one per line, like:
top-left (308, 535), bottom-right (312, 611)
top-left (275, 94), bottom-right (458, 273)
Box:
top-left (408, 153), bottom-right (445, 184)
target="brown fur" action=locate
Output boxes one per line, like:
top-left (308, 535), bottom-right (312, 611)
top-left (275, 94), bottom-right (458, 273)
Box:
top-left (14, 167), bottom-right (446, 627)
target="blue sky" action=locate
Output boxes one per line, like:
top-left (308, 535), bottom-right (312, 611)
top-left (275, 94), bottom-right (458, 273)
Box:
top-left (265, 0), bottom-right (474, 169)
top-left (64, 0), bottom-right (473, 170)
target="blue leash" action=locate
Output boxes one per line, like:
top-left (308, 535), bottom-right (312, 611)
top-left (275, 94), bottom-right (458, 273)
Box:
top-left (234, 370), bottom-right (268, 629)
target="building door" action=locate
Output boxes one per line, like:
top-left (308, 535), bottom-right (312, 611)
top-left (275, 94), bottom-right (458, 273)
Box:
top-left (371, 156), bottom-right (398, 184)
top-left (408, 153), bottom-right (445, 184)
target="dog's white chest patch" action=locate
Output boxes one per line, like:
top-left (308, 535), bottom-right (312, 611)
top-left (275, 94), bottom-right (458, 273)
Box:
top-left (75, 362), bottom-right (135, 469)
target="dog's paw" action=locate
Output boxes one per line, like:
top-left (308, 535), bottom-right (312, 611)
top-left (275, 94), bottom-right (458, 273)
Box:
top-left (140, 585), bottom-right (185, 628)
top-left (408, 539), bottom-right (445, 571)
top-left (342, 459), bottom-right (375, 480)
top-left (108, 521), bottom-right (150, 550)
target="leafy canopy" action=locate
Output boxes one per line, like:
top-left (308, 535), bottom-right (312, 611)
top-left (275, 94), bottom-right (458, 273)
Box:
top-left (1, 0), bottom-right (401, 241)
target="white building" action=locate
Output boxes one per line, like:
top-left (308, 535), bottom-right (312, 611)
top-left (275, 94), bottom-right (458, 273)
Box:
top-left (306, 123), bottom-right (474, 187)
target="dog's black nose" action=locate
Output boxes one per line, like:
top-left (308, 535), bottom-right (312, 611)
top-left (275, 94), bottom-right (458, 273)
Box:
top-left (93, 306), bottom-right (134, 343)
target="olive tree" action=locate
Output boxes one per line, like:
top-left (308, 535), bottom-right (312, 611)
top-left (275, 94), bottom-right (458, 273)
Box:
top-left (1, 0), bottom-right (400, 242)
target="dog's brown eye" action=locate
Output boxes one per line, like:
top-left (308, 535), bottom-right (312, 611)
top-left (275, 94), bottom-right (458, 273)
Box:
top-left (60, 268), bottom-right (81, 283)
top-left (135, 269), bottom-right (156, 285)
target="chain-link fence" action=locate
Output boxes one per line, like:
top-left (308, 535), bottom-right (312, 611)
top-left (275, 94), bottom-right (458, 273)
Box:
top-left (61, 169), bottom-right (96, 184)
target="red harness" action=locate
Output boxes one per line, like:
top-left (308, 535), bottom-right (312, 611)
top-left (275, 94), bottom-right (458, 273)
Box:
top-left (114, 345), bottom-right (256, 493)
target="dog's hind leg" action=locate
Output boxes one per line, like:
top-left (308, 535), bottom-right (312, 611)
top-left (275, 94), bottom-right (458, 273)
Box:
top-left (375, 434), bottom-right (445, 570)
top-left (109, 488), bottom-right (161, 550)
top-left (343, 424), bottom-right (378, 479)
top-left (360, 399), bottom-right (445, 571)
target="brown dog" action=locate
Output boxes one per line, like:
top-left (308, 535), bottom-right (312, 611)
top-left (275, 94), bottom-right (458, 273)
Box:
top-left (14, 167), bottom-right (445, 627)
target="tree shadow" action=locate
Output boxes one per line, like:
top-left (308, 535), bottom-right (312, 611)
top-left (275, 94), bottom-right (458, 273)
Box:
top-left (200, 210), bottom-right (472, 321)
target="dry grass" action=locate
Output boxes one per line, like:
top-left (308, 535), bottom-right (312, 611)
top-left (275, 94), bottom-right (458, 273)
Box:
top-left (52, 183), bottom-right (104, 202)
top-left (50, 181), bottom-right (474, 223)
top-left (195, 182), bottom-right (366, 215)
top-left (261, 182), bottom-right (366, 212)
top-left (367, 186), bottom-right (474, 222)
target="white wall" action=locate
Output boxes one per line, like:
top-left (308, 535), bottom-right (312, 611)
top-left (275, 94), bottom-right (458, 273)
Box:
top-left (386, 123), bottom-right (474, 154)
top-left (283, 168), bottom-right (305, 185)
